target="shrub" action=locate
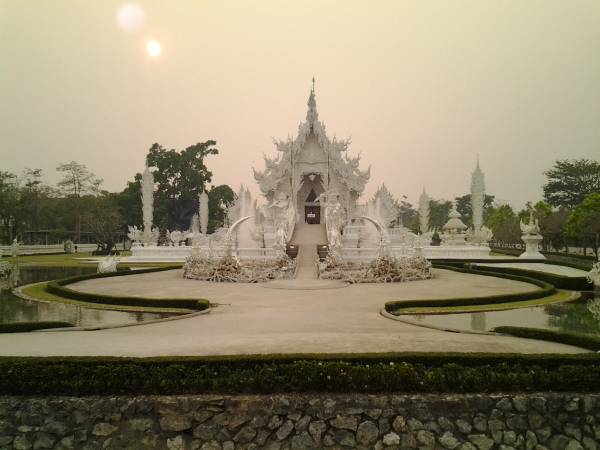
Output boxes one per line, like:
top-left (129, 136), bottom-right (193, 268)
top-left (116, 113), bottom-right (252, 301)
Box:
top-left (386, 264), bottom-right (556, 313)
top-left (494, 326), bottom-right (600, 352)
top-left (0, 322), bottom-right (74, 333)
top-left (44, 266), bottom-right (209, 311)
top-left (0, 353), bottom-right (599, 395)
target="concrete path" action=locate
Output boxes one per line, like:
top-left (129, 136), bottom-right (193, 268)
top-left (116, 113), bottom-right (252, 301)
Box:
top-left (0, 268), bottom-right (586, 356)
top-left (290, 223), bottom-right (326, 280)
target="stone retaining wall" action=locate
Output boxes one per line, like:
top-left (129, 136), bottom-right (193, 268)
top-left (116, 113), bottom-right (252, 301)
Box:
top-left (0, 393), bottom-right (598, 449)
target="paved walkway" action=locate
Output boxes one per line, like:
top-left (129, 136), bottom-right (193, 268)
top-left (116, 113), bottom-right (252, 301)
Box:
top-left (0, 268), bottom-right (586, 356)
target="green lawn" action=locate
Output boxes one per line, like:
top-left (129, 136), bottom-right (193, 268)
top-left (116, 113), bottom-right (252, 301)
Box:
top-left (20, 282), bottom-right (193, 314)
top-left (3, 252), bottom-right (179, 269)
top-left (394, 290), bottom-right (576, 314)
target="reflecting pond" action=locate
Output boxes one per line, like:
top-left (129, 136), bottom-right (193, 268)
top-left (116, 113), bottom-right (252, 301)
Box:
top-left (0, 265), bottom-right (175, 328)
top-left (404, 293), bottom-right (600, 335)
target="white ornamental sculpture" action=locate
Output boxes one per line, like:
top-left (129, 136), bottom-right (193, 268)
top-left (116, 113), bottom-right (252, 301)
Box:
top-left (467, 160), bottom-right (493, 246)
top-left (587, 260), bottom-right (600, 290)
top-left (519, 210), bottom-right (545, 260)
top-left (440, 203), bottom-right (468, 246)
top-left (418, 187), bottom-right (430, 234)
top-left (140, 165), bottom-right (159, 246)
top-left (199, 190), bottom-right (209, 235)
top-left (323, 193), bottom-right (345, 262)
top-left (97, 255), bottom-right (119, 273)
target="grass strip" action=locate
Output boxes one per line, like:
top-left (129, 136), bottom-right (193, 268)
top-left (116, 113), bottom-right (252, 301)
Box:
top-left (494, 326), bottom-right (600, 352)
top-left (1, 353), bottom-right (599, 395)
top-left (398, 290), bottom-right (575, 314)
top-left (0, 321), bottom-right (74, 333)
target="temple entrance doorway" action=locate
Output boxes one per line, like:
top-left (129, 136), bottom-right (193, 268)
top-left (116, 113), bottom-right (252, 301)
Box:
top-left (305, 205), bottom-right (320, 224)
top-left (296, 173), bottom-right (325, 224)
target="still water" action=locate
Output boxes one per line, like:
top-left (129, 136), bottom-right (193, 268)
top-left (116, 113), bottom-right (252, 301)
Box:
top-left (405, 293), bottom-right (600, 335)
top-left (0, 266), bottom-right (174, 328)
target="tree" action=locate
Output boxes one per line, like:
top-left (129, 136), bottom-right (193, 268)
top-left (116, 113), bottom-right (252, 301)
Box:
top-left (81, 195), bottom-right (123, 255)
top-left (455, 194), bottom-right (495, 226)
top-left (543, 159), bottom-right (600, 209)
top-left (207, 185), bottom-right (235, 232)
top-left (56, 161), bottom-right (103, 242)
top-left (146, 141), bottom-right (219, 230)
top-left (0, 172), bottom-right (20, 242)
top-left (565, 193), bottom-right (600, 258)
top-left (486, 204), bottom-right (521, 245)
top-left (429, 199), bottom-right (453, 230)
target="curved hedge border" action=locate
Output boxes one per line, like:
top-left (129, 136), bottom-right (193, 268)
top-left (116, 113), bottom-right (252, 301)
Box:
top-left (466, 263), bottom-right (591, 291)
top-left (494, 326), bottom-right (600, 352)
top-left (0, 321), bottom-right (74, 333)
top-left (0, 353), bottom-right (599, 395)
top-left (385, 264), bottom-right (556, 314)
top-left (44, 266), bottom-right (209, 311)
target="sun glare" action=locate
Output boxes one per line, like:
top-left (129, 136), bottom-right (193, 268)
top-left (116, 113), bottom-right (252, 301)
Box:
top-left (146, 40), bottom-right (162, 58)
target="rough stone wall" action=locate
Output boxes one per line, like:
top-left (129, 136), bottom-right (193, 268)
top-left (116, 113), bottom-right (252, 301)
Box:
top-left (0, 393), bottom-right (599, 450)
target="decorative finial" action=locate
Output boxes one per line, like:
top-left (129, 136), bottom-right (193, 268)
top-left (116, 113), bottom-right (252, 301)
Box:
top-left (312, 76), bottom-right (315, 92)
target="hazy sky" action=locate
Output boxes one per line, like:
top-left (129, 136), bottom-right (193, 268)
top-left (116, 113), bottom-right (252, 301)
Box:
top-left (1, 1), bottom-right (599, 208)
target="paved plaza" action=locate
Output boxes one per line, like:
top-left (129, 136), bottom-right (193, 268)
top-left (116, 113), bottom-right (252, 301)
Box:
top-left (0, 268), bottom-right (585, 356)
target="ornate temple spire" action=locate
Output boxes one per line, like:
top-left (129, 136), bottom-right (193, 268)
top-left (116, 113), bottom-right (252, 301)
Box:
top-left (470, 157), bottom-right (486, 231)
top-left (306, 77), bottom-right (318, 126)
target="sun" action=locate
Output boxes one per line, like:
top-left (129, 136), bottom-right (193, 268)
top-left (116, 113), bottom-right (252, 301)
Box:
top-left (146, 40), bottom-right (162, 58)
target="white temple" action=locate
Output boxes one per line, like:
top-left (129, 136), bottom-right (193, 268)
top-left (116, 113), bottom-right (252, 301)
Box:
top-left (253, 78), bottom-right (369, 226)
top-left (127, 80), bottom-right (494, 262)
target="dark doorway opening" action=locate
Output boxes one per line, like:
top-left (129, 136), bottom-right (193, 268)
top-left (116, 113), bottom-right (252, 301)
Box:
top-left (305, 206), bottom-right (320, 224)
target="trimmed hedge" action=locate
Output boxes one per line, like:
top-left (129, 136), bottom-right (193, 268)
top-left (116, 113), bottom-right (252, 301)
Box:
top-left (467, 264), bottom-right (591, 291)
top-left (0, 321), bottom-right (74, 333)
top-left (1, 353), bottom-right (600, 395)
top-left (44, 266), bottom-right (209, 311)
top-left (386, 265), bottom-right (556, 313)
top-left (494, 326), bottom-right (600, 352)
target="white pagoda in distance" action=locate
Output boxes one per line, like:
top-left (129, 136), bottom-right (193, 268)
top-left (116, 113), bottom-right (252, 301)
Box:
top-left (253, 78), bottom-right (370, 225)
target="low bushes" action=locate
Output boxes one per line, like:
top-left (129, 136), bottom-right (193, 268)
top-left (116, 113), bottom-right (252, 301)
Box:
top-left (0, 321), bottom-right (74, 333)
top-left (467, 264), bottom-right (591, 291)
top-left (44, 266), bottom-right (209, 311)
top-left (494, 326), bottom-right (600, 352)
top-left (386, 265), bottom-right (556, 313)
top-left (1, 353), bottom-right (599, 395)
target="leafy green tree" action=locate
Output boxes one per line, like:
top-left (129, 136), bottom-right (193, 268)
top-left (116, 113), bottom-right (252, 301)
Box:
top-left (207, 185), bottom-right (235, 232)
top-left (486, 204), bottom-right (521, 245)
top-left (0, 172), bottom-right (20, 242)
top-left (565, 193), bottom-right (600, 258)
top-left (115, 174), bottom-right (143, 233)
top-left (146, 141), bottom-right (218, 230)
top-left (428, 199), bottom-right (453, 230)
top-left (455, 194), bottom-right (495, 226)
top-left (543, 159), bottom-right (600, 209)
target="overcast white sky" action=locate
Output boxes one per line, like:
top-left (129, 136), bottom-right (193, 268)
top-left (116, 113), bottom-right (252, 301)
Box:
top-left (1, 1), bottom-right (599, 208)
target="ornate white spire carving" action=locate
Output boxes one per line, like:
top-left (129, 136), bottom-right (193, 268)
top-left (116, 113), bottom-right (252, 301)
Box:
top-left (418, 186), bottom-right (430, 234)
top-left (306, 77), bottom-right (318, 126)
top-left (470, 157), bottom-right (485, 231)
top-left (199, 190), bottom-right (209, 235)
top-left (141, 165), bottom-right (154, 233)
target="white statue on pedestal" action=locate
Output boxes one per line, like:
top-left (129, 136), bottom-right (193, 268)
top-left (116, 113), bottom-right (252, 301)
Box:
top-left (466, 159), bottom-right (493, 247)
top-left (323, 193), bottom-right (345, 262)
top-left (519, 210), bottom-right (545, 260)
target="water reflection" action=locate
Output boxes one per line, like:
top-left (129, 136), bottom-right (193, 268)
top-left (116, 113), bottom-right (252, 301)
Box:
top-left (405, 292), bottom-right (600, 336)
top-left (0, 266), bottom-right (174, 328)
